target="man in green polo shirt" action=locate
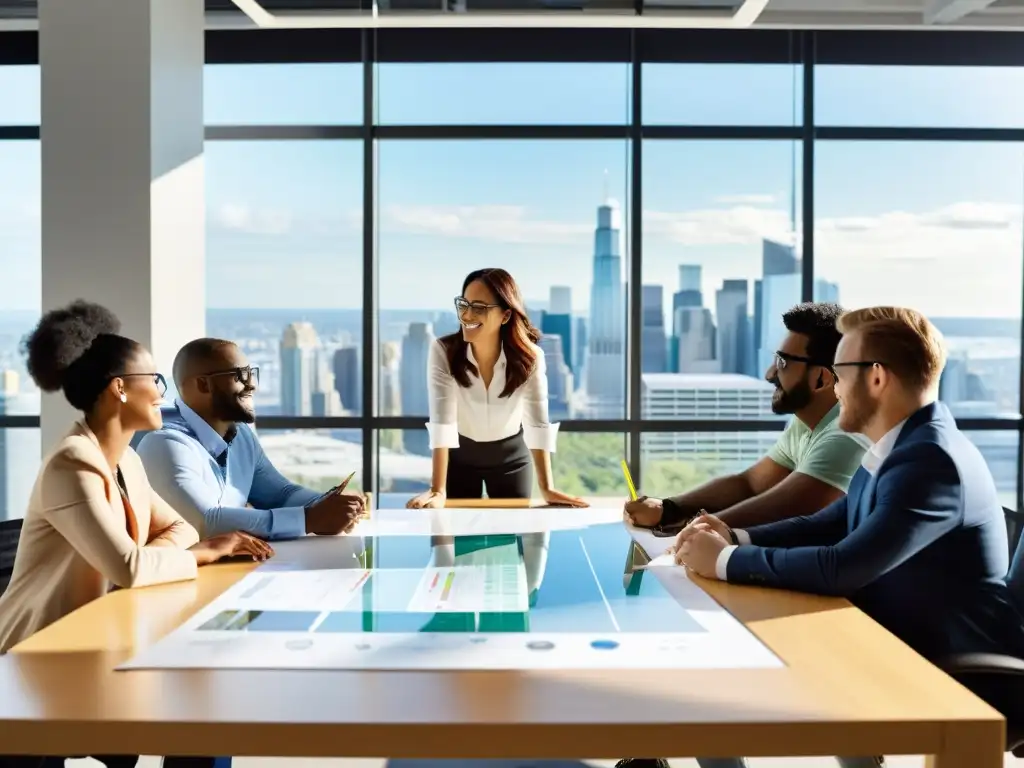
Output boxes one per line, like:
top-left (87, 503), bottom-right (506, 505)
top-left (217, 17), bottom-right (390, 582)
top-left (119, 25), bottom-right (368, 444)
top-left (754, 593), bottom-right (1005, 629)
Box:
top-left (626, 301), bottom-right (866, 532)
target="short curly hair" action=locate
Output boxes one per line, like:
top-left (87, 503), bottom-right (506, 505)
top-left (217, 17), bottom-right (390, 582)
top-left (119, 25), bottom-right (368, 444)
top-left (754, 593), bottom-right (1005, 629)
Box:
top-left (781, 302), bottom-right (846, 365)
top-left (22, 300), bottom-right (140, 412)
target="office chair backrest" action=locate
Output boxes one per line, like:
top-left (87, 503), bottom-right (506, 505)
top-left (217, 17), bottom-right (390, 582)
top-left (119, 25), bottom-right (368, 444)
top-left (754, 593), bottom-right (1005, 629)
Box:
top-left (129, 405), bottom-right (178, 451)
top-left (1006, 507), bottom-right (1024, 561)
top-left (1006, 508), bottom-right (1024, 612)
top-left (0, 518), bottom-right (23, 597)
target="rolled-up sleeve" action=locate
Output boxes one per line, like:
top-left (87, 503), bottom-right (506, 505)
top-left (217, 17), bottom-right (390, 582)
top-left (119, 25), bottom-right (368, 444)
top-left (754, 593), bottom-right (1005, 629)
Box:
top-left (522, 347), bottom-right (559, 453)
top-left (426, 340), bottom-right (461, 450)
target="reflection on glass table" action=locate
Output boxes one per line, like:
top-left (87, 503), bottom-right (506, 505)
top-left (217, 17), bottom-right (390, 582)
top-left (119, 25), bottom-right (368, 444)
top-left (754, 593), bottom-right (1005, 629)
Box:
top-left (122, 495), bottom-right (781, 671)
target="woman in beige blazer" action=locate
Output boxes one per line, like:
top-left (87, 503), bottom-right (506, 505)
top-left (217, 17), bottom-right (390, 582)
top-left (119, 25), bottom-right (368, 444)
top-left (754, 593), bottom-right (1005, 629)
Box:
top-left (0, 301), bottom-right (274, 660)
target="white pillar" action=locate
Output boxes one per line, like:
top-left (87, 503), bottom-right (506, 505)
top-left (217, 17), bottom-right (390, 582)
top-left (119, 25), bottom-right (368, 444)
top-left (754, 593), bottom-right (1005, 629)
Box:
top-left (39, 0), bottom-right (206, 450)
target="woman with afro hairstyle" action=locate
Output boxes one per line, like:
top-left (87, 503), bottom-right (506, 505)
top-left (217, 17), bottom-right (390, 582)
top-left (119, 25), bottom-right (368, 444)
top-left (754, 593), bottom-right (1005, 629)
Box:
top-left (0, 301), bottom-right (274, 661)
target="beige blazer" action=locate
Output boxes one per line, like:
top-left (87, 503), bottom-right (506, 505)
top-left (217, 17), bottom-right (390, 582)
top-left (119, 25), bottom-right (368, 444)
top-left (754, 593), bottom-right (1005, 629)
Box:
top-left (0, 421), bottom-right (200, 652)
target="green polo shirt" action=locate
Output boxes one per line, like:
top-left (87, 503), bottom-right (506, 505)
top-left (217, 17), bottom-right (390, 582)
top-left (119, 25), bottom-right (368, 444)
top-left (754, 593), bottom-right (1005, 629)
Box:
top-left (767, 403), bottom-right (866, 491)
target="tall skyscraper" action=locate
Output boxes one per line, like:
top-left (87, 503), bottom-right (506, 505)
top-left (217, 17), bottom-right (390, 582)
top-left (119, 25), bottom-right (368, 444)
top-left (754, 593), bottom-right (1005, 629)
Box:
top-left (549, 286), bottom-right (572, 316)
top-left (401, 322), bottom-right (435, 456)
top-left (574, 317), bottom-right (588, 375)
top-left (763, 238), bottom-right (799, 276)
top-left (0, 371), bottom-right (40, 522)
top-left (670, 264), bottom-right (704, 371)
top-left (673, 307), bottom-right (718, 374)
top-left (586, 198), bottom-right (625, 417)
top-left (526, 306), bottom-right (546, 330)
top-left (816, 280), bottom-right (841, 305)
top-left (379, 341), bottom-right (403, 452)
top-left (542, 285), bottom-right (575, 375)
top-left (759, 277), bottom-right (842, 375)
top-left (756, 239), bottom-right (800, 374)
top-left (642, 284), bottom-right (667, 373)
top-left (716, 279), bottom-right (752, 376)
top-left (308, 348), bottom-right (343, 417)
top-left (332, 346), bottom-right (361, 414)
top-left (541, 312), bottom-right (574, 376)
top-left (539, 334), bottom-right (573, 420)
top-left (280, 322), bottom-right (320, 416)
top-left (752, 279), bottom-right (763, 374)
top-left (678, 264), bottom-right (702, 293)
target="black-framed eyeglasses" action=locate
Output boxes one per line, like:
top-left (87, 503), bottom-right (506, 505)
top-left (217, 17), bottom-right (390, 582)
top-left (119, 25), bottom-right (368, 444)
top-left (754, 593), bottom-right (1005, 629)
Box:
top-left (774, 351), bottom-right (832, 371)
top-left (454, 297), bottom-right (501, 317)
top-left (115, 373), bottom-right (167, 398)
top-left (832, 361), bottom-right (884, 381)
top-left (201, 366), bottom-right (260, 386)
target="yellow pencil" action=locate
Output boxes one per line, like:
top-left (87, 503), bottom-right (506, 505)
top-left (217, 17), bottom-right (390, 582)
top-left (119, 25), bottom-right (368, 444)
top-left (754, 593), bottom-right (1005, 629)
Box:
top-left (621, 459), bottom-right (638, 501)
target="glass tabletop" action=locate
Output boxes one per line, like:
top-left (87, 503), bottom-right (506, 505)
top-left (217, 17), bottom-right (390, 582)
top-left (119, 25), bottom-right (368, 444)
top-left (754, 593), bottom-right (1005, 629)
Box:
top-left (120, 496), bottom-right (782, 671)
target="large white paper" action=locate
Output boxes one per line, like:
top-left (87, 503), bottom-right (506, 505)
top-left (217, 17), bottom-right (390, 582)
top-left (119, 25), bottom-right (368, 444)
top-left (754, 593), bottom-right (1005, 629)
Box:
top-left (624, 522), bottom-right (679, 559)
top-left (636, 552), bottom-right (677, 569)
top-left (118, 521), bottom-right (783, 673)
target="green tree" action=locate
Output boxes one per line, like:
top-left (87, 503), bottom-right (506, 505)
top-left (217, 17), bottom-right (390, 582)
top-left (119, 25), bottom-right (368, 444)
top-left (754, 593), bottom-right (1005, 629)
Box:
top-left (548, 433), bottom-right (721, 500)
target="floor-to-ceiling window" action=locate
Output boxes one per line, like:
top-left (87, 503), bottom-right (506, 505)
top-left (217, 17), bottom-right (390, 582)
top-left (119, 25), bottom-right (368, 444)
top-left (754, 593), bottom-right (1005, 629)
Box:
top-left (1, 28), bottom-right (1021, 516)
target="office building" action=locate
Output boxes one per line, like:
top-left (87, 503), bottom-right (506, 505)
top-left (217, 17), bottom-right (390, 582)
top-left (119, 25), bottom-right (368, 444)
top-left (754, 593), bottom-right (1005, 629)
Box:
top-left (0, 371), bottom-right (40, 522)
top-left (716, 279), bottom-right (753, 377)
top-left (401, 322), bottom-right (435, 456)
top-left (280, 322), bottom-right (320, 416)
top-left (640, 373), bottom-right (782, 473)
top-left (541, 312), bottom-right (575, 376)
top-left (549, 286), bottom-right (572, 316)
top-left (673, 307), bottom-right (718, 374)
top-left (332, 346), bottom-right (361, 415)
top-left (642, 285), bottom-right (668, 374)
top-left (678, 264), bottom-right (702, 294)
top-left (379, 341), bottom-right (403, 452)
top-left (586, 198), bottom-right (626, 418)
top-left (539, 334), bottom-right (573, 420)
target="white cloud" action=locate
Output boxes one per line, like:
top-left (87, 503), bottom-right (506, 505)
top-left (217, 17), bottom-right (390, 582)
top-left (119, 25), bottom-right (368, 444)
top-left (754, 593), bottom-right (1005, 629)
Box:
top-left (814, 202), bottom-right (1022, 264)
top-left (204, 199), bottom-right (1024, 267)
top-left (645, 205), bottom-right (795, 246)
top-left (713, 193), bottom-right (777, 206)
top-left (210, 203), bottom-right (294, 236)
top-left (380, 204), bottom-right (591, 245)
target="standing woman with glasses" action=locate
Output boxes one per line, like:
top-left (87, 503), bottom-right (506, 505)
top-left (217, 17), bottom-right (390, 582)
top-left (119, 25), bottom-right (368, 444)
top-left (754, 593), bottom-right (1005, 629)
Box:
top-left (0, 301), bottom-right (272, 659)
top-left (407, 269), bottom-right (588, 509)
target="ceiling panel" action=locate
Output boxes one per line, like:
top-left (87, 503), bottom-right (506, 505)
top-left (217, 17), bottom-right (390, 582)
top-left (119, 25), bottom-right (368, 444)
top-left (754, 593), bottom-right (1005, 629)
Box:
top-left (2, 0), bottom-right (1024, 27)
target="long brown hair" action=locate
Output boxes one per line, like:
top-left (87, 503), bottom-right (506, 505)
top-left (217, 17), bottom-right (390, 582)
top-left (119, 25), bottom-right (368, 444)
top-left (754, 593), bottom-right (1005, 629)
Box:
top-left (440, 268), bottom-right (541, 399)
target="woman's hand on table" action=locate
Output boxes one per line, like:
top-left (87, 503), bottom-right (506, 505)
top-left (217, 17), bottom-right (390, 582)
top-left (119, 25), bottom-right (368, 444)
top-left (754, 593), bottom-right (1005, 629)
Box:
top-left (541, 488), bottom-right (588, 507)
top-left (407, 490), bottom-right (447, 509)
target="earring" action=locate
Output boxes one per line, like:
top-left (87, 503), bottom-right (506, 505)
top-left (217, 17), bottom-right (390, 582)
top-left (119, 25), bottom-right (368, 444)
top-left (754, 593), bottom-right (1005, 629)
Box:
top-left (119, 393), bottom-right (127, 403)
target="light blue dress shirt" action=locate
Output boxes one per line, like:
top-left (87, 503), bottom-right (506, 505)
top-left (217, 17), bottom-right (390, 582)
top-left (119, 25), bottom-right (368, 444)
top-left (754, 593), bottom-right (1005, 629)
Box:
top-left (137, 399), bottom-right (318, 540)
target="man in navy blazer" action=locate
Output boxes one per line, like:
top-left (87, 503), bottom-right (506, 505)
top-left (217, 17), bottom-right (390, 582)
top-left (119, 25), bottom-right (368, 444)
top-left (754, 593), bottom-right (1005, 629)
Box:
top-left (676, 306), bottom-right (1024, 663)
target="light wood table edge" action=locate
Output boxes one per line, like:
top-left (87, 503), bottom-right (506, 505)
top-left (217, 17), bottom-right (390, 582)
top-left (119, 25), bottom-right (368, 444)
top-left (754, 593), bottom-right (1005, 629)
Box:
top-left (0, 720), bottom-right (948, 760)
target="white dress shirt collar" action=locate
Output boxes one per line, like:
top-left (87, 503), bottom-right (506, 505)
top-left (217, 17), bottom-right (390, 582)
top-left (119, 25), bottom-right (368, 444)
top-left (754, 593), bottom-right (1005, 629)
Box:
top-left (860, 418), bottom-right (908, 476)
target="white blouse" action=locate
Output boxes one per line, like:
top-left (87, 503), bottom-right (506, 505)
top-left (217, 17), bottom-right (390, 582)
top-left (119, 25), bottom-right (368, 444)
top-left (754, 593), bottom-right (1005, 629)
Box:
top-left (425, 339), bottom-right (559, 452)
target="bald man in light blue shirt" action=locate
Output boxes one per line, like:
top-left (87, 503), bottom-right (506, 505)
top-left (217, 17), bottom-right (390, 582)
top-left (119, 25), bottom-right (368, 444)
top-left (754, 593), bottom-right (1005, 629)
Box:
top-left (137, 338), bottom-right (363, 540)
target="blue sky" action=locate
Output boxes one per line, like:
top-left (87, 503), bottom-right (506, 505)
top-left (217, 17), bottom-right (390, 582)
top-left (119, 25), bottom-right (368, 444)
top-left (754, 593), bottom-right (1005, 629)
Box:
top-left (2, 61), bottom-right (1024, 319)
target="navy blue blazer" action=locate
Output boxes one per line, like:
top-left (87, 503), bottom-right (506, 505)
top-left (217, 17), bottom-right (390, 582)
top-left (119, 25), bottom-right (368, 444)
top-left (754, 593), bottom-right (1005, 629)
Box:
top-left (727, 401), bottom-right (1024, 661)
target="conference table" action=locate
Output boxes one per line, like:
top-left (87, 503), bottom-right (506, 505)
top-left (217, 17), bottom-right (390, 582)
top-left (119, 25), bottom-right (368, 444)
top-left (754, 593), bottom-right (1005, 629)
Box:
top-left (0, 495), bottom-right (1005, 767)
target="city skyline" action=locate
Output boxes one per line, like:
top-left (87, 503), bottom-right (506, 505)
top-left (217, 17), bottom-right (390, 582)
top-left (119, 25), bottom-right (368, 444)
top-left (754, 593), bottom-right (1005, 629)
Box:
top-left (2, 63), bottom-right (1024, 319)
